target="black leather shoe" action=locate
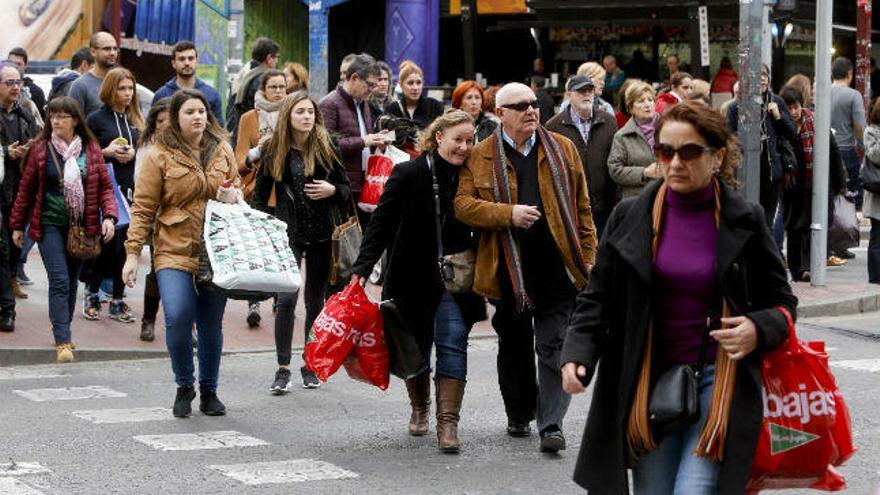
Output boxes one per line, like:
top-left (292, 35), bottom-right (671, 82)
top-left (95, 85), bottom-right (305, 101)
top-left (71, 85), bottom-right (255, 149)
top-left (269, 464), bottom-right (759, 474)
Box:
top-left (199, 389), bottom-right (227, 416)
top-left (507, 419), bottom-right (531, 437)
top-left (540, 427), bottom-right (566, 453)
top-left (173, 386), bottom-right (196, 418)
top-left (0, 316), bottom-right (14, 332)
top-left (838, 249), bottom-right (856, 259)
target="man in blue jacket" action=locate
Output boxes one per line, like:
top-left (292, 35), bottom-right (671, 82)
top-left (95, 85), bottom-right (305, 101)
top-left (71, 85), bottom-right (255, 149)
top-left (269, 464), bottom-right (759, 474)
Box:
top-left (152, 40), bottom-right (223, 126)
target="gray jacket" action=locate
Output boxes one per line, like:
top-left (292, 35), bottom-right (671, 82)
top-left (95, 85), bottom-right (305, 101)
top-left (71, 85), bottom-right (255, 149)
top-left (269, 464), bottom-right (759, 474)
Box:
top-left (863, 125), bottom-right (880, 220)
top-left (607, 117), bottom-right (657, 198)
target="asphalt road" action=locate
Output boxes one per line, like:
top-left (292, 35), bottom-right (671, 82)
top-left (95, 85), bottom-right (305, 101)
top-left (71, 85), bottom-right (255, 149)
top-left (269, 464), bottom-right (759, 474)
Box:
top-left (1, 315), bottom-right (879, 495)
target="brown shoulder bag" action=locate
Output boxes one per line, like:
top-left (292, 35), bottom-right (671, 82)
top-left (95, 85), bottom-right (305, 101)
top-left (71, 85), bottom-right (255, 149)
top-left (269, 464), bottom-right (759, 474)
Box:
top-left (48, 144), bottom-right (102, 260)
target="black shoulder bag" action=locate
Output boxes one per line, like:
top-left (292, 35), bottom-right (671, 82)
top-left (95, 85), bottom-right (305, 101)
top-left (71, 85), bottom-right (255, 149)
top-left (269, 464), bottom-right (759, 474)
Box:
top-left (647, 313), bottom-right (718, 439)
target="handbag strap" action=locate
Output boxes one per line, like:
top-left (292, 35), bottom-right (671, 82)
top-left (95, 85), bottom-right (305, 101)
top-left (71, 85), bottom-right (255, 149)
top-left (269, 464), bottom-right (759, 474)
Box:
top-left (695, 279), bottom-right (723, 376)
top-left (427, 154), bottom-right (444, 264)
top-left (47, 142), bottom-right (65, 188)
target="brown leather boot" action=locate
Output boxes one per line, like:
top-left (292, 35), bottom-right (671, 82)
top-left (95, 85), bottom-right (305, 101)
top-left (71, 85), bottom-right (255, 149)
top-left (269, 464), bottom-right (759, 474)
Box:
top-left (405, 372), bottom-right (431, 436)
top-left (435, 378), bottom-right (466, 453)
top-left (11, 280), bottom-right (27, 299)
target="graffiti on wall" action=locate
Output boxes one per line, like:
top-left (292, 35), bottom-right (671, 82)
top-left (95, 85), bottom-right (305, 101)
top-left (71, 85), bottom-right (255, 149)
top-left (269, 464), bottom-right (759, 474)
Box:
top-left (0, 0), bottom-right (82, 59)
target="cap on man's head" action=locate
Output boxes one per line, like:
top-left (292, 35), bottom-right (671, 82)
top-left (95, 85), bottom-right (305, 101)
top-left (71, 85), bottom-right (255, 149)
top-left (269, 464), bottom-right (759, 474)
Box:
top-left (566, 75), bottom-right (594, 92)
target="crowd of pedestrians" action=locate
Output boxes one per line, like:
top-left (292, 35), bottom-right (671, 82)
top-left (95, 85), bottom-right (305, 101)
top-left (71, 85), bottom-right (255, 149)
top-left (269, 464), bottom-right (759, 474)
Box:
top-left (2, 34), bottom-right (879, 494)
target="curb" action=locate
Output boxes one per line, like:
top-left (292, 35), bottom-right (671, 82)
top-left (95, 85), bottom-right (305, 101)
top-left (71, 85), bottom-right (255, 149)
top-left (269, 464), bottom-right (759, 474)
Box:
top-left (3, 291), bottom-right (879, 366)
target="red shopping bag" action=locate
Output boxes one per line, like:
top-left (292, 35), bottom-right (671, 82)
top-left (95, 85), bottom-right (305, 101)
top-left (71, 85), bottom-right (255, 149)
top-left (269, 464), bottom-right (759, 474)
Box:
top-left (342, 311), bottom-right (390, 390)
top-left (747, 307), bottom-right (856, 492)
top-left (304, 281), bottom-right (381, 382)
top-left (358, 154), bottom-right (395, 213)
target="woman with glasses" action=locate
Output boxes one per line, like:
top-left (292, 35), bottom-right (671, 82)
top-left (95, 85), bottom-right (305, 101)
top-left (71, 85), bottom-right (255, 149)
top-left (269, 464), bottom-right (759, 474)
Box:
top-left (83, 67), bottom-right (144, 325)
top-left (562, 101), bottom-right (796, 494)
top-left (9, 97), bottom-right (118, 363)
top-left (382, 60), bottom-right (443, 130)
top-left (235, 68), bottom-right (287, 329)
top-left (608, 81), bottom-right (662, 198)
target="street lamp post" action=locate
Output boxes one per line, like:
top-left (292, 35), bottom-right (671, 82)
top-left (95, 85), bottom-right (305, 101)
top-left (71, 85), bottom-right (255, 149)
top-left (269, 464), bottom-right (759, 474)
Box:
top-left (737, 0), bottom-right (770, 205)
top-left (811, 0), bottom-right (833, 286)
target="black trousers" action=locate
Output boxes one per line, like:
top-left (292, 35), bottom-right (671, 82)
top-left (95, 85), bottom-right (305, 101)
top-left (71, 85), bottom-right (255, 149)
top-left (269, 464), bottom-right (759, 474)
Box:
top-left (85, 226), bottom-right (128, 300)
top-left (490, 269), bottom-right (577, 432)
top-left (275, 240), bottom-right (332, 367)
top-left (0, 204), bottom-right (19, 318)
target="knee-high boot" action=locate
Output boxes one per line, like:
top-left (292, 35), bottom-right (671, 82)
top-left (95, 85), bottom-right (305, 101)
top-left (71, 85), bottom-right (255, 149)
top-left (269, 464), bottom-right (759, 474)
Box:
top-left (435, 377), bottom-right (466, 453)
top-left (405, 372), bottom-right (431, 436)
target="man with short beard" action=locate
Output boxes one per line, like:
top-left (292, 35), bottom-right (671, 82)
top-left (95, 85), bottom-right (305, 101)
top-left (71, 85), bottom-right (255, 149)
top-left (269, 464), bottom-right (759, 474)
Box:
top-left (0, 63), bottom-right (39, 330)
top-left (153, 40), bottom-right (224, 126)
top-left (69, 32), bottom-right (118, 116)
top-left (456, 82), bottom-right (597, 453)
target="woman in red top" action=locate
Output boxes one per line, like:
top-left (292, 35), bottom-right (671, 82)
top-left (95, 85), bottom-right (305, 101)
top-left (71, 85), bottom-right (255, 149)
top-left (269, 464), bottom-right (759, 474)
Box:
top-left (9, 96), bottom-right (117, 363)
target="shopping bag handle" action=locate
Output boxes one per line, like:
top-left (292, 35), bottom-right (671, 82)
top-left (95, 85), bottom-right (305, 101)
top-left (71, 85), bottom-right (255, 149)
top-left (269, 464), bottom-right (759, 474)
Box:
top-left (775, 306), bottom-right (797, 350)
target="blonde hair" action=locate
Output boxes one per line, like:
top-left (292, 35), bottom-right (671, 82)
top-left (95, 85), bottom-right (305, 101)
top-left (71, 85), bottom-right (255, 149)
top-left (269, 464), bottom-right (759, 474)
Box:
top-left (283, 62), bottom-right (309, 91)
top-left (625, 81), bottom-right (656, 112)
top-left (99, 67), bottom-right (145, 130)
top-left (399, 60), bottom-right (423, 85)
top-left (417, 108), bottom-right (474, 154)
top-left (264, 91), bottom-right (339, 180)
top-left (577, 62), bottom-right (606, 82)
top-left (691, 79), bottom-right (711, 104)
top-left (785, 73), bottom-right (812, 108)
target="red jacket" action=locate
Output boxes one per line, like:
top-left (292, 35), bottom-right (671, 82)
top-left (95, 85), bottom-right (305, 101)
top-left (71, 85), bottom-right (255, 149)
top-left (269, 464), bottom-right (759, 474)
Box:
top-left (654, 92), bottom-right (682, 115)
top-left (9, 139), bottom-right (118, 241)
top-left (711, 66), bottom-right (739, 95)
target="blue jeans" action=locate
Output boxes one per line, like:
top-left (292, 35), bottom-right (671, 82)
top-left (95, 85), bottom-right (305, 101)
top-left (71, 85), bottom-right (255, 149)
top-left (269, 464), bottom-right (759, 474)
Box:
top-left (156, 269), bottom-right (227, 390)
top-left (19, 224), bottom-right (35, 264)
top-left (37, 225), bottom-right (82, 345)
top-left (426, 291), bottom-right (470, 381)
top-left (840, 147), bottom-right (863, 209)
top-left (632, 365), bottom-right (720, 495)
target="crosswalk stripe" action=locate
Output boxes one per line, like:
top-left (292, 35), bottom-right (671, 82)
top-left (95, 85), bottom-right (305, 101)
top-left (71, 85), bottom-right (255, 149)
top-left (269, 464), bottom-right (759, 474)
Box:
top-left (72, 407), bottom-right (172, 424)
top-left (208, 459), bottom-right (358, 485)
top-left (831, 359), bottom-right (880, 373)
top-left (0, 463), bottom-right (51, 476)
top-left (133, 431), bottom-right (269, 451)
top-left (13, 386), bottom-right (126, 402)
top-left (0, 478), bottom-right (45, 494)
top-left (0, 368), bottom-right (66, 381)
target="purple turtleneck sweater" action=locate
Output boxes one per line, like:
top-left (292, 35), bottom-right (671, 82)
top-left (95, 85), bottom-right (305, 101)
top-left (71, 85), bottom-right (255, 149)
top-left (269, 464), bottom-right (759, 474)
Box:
top-left (653, 184), bottom-right (719, 366)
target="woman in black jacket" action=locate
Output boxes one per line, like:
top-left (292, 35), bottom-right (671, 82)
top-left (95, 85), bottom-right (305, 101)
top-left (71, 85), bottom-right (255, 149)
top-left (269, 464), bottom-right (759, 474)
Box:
top-left (382, 60), bottom-right (444, 130)
top-left (351, 109), bottom-right (485, 454)
top-left (83, 67), bottom-right (144, 325)
top-left (251, 91), bottom-right (351, 392)
top-left (561, 102), bottom-right (797, 494)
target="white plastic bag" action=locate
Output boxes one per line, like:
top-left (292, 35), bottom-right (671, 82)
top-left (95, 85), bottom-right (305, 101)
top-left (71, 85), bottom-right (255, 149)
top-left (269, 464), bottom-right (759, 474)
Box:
top-left (203, 200), bottom-right (301, 293)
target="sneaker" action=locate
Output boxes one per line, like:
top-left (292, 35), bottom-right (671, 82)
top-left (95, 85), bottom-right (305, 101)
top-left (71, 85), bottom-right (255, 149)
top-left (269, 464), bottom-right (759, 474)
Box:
top-left (56, 343), bottom-right (74, 363)
top-left (16, 264), bottom-right (33, 286)
top-left (301, 366), bottom-right (321, 389)
top-left (838, 249), bottom-right (856, 260)
top-left (82, 293), bottom-right (101, 320)
top-left (140, 320), bottom-right (155, 342)
top-left (246, 302), bottom-right (261, 328)
top-left (199, 389), bottom-right (226, 416)
top-left (539, 426), bottom-right (566, 453)
top-left (269, 368), bottom-right (292, 395)
top-left (108, 300), bottom-right (136, 323)
top-left (11, 280), bottom-right (27, 299)
top-left (173, 386), bottom-right (196, 418)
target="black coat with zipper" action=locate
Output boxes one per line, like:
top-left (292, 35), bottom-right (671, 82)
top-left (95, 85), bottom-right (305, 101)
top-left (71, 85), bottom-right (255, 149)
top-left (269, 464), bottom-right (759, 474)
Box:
top-left (351, 152), bottom-right (486, 341)
top-left (560, 180), bottom-right (798, 495)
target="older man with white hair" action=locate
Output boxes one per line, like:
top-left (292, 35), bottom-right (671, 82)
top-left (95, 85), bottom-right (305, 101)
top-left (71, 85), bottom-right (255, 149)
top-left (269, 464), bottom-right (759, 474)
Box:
top-left (455, 82), bottom-right (597, 453)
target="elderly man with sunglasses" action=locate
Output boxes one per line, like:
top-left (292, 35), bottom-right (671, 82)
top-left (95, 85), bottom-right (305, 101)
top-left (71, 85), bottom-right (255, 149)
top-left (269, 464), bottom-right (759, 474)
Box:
top-left (455, 82), bottom-right (597, 453)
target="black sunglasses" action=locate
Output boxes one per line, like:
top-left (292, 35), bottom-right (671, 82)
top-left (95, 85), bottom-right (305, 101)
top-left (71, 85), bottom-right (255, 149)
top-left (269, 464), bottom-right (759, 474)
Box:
top-left (654, 143), bottom-right (716, 162)
top-left (501, 100), bottom-right (540, 112)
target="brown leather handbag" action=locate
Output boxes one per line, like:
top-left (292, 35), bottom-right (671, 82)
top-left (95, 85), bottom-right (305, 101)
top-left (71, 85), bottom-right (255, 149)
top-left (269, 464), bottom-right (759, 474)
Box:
top-left (48, 144), bottom-right (102, 260)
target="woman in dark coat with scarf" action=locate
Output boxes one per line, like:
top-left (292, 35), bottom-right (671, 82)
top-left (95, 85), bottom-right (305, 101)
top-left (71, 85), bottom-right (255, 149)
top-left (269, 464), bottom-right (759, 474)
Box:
top-left (382, 60), bottom-right (444, 130)
top-left (561, 102), bottom-right (797, 494)
top-left (351, 109), bottom-right (485, 454)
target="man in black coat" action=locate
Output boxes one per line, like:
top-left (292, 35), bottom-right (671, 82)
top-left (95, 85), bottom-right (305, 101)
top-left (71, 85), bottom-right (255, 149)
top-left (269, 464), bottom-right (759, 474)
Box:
top-left (7, 47), bottom-right (46, 121)
top-left (546, 75), bottom-right (618, 237)
top-left (0, 62), bottom-right (39, 331)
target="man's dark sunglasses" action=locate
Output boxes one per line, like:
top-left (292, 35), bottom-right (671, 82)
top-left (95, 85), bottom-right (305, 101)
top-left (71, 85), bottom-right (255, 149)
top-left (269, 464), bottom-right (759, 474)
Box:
top-left (654, 143), bottom-right (716, 162)
top-left (501, 100), bottom-right (540, 112)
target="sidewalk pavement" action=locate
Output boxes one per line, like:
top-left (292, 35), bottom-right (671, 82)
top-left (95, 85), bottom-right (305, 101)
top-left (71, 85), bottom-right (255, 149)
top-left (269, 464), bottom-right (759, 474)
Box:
top-left (1, 236), bottom-right (878, 366)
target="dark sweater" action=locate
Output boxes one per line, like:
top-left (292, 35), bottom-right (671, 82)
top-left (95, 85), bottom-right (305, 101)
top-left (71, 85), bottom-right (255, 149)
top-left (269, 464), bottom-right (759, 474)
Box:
top-left (653, 183), bottom-right (719, 366)
top-left (86, 105), bottom-right (140, 199)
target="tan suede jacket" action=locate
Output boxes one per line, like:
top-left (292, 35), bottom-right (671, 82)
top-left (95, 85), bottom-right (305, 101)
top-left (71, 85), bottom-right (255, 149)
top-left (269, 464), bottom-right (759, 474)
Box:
top-left (125, 139), bottom-right (240, 274)
top-left (455, 131), bottom-right (597, 301)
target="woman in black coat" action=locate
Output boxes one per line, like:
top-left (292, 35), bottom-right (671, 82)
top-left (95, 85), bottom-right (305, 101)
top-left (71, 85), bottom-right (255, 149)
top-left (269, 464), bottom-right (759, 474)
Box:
top-left (351, 109), bottom-right (485, 454)
top-left (251, 91), bottom-right (351, 392)
top-left (383, 60), bottom-right (444, 130)
top-left (561, 102), bottom-right (797, 494)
